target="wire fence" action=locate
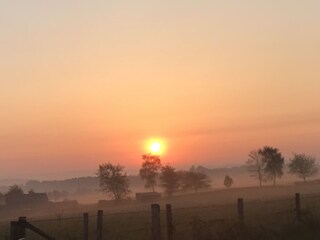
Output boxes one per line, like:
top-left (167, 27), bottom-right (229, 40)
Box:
top-left (2, 193), bottom-right (320, 240)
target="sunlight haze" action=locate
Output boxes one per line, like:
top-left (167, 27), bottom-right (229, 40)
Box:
top-left (1, 0), bottom-right (320, 179)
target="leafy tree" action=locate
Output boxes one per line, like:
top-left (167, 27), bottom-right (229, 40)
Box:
top-left (97, 163), bottom-right (130, 201)
top-left (159, 165), bottom-right (180, 197)
top-left (139, 154), bottom-right (161, 192)
top-left (224, 175), bottom-right (233, 188)
top-left (247, 150), bottom-right (265, 187)
top-left (288, 153), bottom-right (318, 181)
top-left (259, 146), bottom-right (285, 186)
top-left (180, 171), bottom-right (211, 193)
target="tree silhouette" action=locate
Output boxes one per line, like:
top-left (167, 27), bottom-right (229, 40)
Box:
top-left (6, 185), bottom-right (23, 197)
top-left (288, 153), bottom-right (318, 181)
top-left (159, 165), bottom-right (180, 197)
top-left (247, 150), bottom-right (265, 187)
top-left (97, 163), bottom-right (130, 201)
top-left (180, 171), bottom-right (211, 193)
top-left (259, 146), bottom-right (284, 186)
top-left (5, 185), bottom-right (24, 204)
top-left (224, 175), bottom-right (233, 188)
top-left (139, 154), bottom-right (161, 192)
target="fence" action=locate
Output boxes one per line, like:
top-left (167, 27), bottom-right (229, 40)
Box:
top-left (2, 192), bottom-right (320, 240)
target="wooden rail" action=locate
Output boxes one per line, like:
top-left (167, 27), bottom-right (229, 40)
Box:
top-left (11, 216), bottom-right (55, 240)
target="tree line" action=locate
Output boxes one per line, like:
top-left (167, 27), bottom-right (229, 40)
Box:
top-left (97, 154), bottom-right (212, 201)
top-left (98, 146), bottom-right (318, 201)
top-left (1, 146), bottom-right (317, 203)
top-left (247, 146), bottom-right (318, 186)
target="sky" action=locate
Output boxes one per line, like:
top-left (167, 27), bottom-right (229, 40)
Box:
top-left (1, 1), bottom-right (320, 180)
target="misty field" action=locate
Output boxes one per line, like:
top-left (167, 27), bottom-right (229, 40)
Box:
top-left (1, 184), bottom-right (320, 240)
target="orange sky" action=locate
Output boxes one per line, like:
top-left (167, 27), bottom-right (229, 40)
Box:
top-left (1, 1), bottom-right (320, 179)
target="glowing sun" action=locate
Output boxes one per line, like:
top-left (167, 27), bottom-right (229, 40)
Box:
top-left (150, 142), bottom-right (161, 153)
top-left (144, 138), bottom-right (166, 155)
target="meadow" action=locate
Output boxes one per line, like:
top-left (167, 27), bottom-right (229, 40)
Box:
top-left (1, 183), bottom-right (320, 240)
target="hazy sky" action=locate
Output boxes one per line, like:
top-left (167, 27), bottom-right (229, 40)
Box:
top-left (1, 1), bottom-right (320, 179)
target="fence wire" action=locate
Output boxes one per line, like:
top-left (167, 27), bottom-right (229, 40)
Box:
top-left (2, 193), bottom-right (320, 240)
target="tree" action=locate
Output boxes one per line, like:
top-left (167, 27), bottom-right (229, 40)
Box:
top-left (180, 171), bottom-right (211, 193)
top-left (6, 185), bottom-right (23, 197)
top-left (224, 175), bottom-right (233, 188)
top-left (288, 153), bottom-right (318, 181)
top-left (97, 163), bottom-right (130, 201)
top-left (259, 146), bottom-right (284, 186)
top-left (159, 165), bottom-right (180, 197)
top-left (139, 154), bottom-right (161, 192)
top-left (247, 150), bottom-right (265, 187)
top-left (5, 185), bottom-right (24, 204)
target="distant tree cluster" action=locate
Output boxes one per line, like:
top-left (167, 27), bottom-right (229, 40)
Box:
top-left (6, 184), bottom-right (23, 197)
top-left (159, 165), bottom-right (180, 196)
top-left (178, 170), bottom-right (211, 193)
top-left (96, 155), bottom-right (212, 200)
top-left (158, 165), bottom-right (212, 196)
top-left (247, 146), bottom-right (318, 186)
top-left (140, 155), bottom-right (212, 196)
top-left (96, 146), bottom-right (318, 200)
top-left (2, 185), bottom-right (24, 204)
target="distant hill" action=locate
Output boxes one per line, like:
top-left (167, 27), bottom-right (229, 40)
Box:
top-left (23, 175), bottom-right (144, 193)
top-left (0, 179), bottom-right (29, 193)
top-left (190, 165), bottom-right (248, 175)
top-left (0, 179), bottom-right (29, 186)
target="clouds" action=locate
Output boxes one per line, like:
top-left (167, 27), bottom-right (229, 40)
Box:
top-left (173, 112), bottom-right (320, 138)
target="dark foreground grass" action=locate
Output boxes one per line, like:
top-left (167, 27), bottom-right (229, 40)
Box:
top-left (2, 213), bottom-right (320, 240)
top-left (1, 206), bottom-right (320, 240)
top-left (1, 191), bottom-right (320, 240)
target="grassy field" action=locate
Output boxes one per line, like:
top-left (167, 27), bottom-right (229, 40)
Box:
top-left (1, 184), bottom-right (320, 240)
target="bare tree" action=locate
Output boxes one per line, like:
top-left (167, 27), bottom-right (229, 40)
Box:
top-left (97, 163), bottom-right (130, 201)
top-left (159, 165), bottom-right (180, 197)
top-left (259, 146), bottom-right (284, 186)
top-left (247, 150), bottom-right (265, 187)
top-left (288, 153), bottom-right (318, 181)
top-left (139, 154), bottom-right (161, 192)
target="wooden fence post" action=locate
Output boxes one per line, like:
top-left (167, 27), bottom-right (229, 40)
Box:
top-left (83, 213), bottom-right (89, 240)
top-left (237, 198), bottom-right (244, 224)
top-left (166, 204), bottom-right (173, 240)
top-left (295, 193), bottom-right (301, 222)
top-left (151, 204), bottom-right (161, 240)
top-left (10, 217), bottom-right (26, 240)
top-left (97, 210), bottom-right (103, 240)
